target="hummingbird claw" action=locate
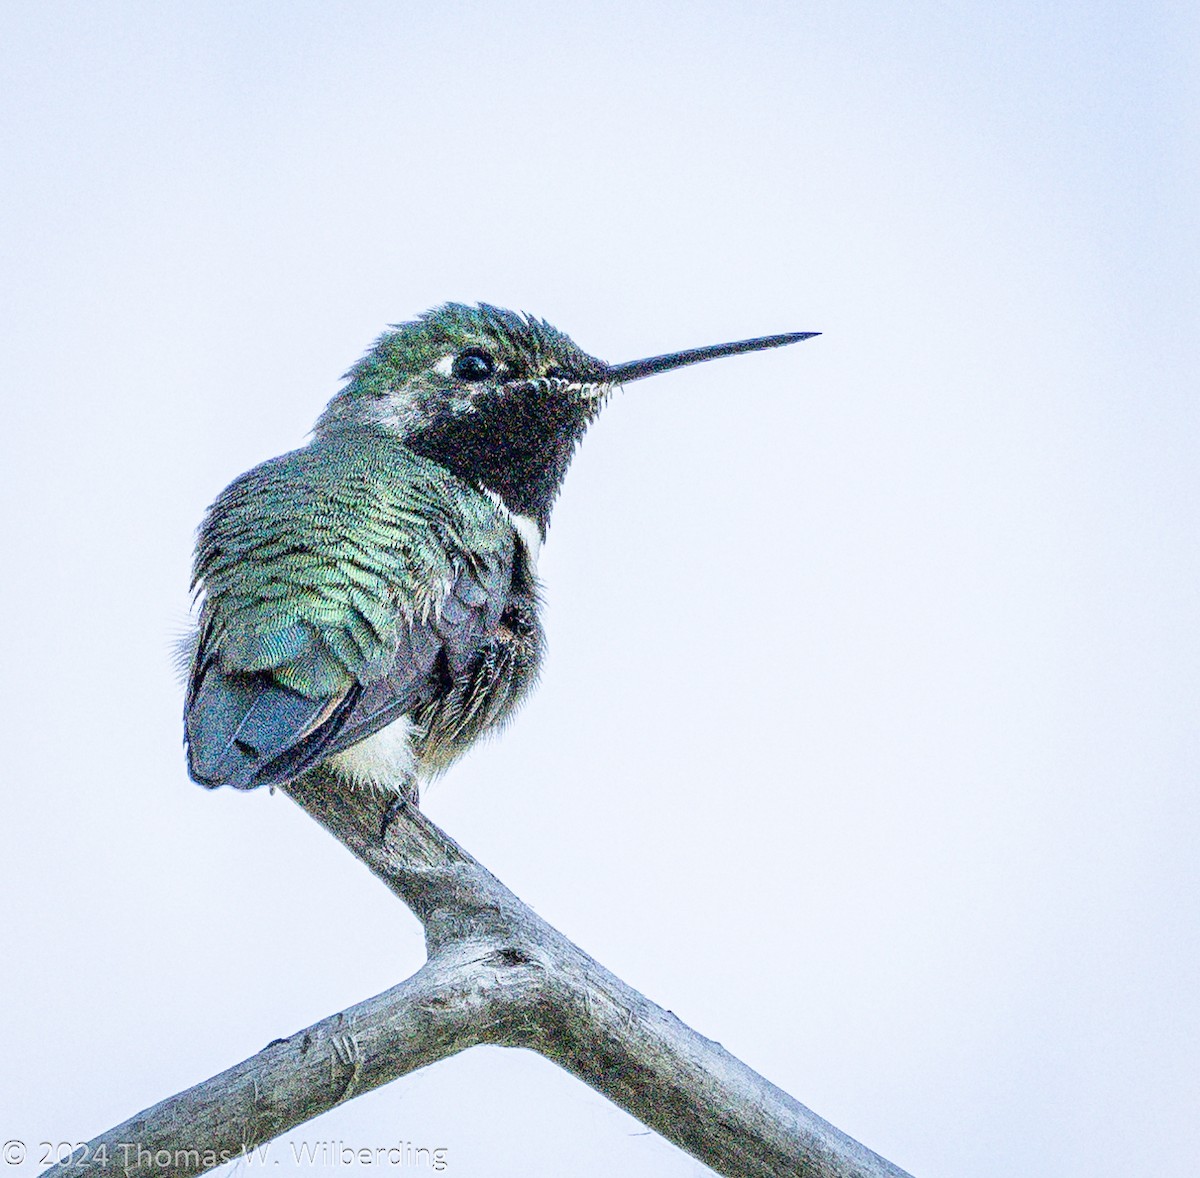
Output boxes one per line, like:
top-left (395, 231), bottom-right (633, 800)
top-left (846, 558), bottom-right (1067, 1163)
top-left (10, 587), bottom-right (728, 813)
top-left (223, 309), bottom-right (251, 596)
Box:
top-left (380, 780), bottom-right (420, 842)
top-left (380, 797), bottom-right (405, 841)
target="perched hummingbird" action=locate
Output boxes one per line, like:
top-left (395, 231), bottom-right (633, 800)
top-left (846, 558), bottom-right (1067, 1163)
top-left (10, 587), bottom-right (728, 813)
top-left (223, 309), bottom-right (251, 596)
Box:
top-left (184, 304), bottom-right (816, 806)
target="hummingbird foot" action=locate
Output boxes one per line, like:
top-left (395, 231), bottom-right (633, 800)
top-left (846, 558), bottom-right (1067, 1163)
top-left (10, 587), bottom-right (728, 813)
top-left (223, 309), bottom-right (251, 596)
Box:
top-left (379, 777), bottom-right (420, 842)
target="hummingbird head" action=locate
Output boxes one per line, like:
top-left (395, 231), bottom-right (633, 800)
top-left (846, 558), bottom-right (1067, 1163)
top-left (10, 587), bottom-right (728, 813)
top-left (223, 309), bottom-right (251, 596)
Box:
top-left (315, 302), bottom-right (817, 537)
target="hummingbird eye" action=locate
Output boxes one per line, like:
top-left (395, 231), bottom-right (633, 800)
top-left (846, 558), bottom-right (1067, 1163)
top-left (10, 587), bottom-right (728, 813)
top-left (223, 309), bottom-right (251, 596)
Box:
top-left (545, 366), bottom-right (568, 380)
top-left (452, 348), bottom-right (495, 382)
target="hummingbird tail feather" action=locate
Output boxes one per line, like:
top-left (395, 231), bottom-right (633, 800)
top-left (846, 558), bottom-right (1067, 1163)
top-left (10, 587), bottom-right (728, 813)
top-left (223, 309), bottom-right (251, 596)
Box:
top-left (184, 666), bottom-right (360, 790)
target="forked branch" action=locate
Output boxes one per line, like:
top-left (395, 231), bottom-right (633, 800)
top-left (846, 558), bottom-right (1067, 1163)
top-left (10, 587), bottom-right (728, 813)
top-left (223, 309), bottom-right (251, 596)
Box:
top-left (42, 770), bottom-right (911, 1178)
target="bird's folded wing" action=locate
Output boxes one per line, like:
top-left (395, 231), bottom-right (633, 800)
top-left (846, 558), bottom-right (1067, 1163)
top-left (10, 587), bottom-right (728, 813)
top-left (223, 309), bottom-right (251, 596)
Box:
top-left (183, 433), bottom-right (514, 791)
top-left (314, 558), bottom-right (508, 759)
top-left (185, 551), bottom-right (512, 790)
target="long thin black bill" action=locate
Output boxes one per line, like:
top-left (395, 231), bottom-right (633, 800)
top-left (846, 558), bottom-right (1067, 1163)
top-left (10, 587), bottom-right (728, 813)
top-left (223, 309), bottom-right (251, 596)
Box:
top-left (606, 331), bottom-right (819, 384)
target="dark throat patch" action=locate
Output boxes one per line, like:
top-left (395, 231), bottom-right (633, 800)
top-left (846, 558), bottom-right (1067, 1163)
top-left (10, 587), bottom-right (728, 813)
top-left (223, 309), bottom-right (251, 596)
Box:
top-left (406, 383), bottom-right (596, 531)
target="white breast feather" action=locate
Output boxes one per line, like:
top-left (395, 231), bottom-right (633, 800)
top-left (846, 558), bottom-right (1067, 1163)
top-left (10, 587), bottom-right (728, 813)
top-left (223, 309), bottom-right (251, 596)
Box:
top-left (325, 716), bottom-right (417, 795)
top-left (483, 490), bottom-right (542, 573)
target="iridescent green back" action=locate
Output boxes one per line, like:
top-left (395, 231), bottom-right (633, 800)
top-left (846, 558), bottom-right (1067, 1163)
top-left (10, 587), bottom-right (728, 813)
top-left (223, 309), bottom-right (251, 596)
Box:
top-left (193, 425), bottom-right (509, 700)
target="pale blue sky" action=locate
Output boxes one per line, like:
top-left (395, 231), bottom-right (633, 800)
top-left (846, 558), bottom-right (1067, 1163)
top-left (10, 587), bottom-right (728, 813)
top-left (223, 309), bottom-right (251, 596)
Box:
top-left (2, 3), bottom-right (1197, 1176)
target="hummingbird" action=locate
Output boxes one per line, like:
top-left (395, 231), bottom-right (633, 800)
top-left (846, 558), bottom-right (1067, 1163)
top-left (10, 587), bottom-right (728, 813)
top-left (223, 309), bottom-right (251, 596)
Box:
top-left (184, 304), bottom-right (817, 807)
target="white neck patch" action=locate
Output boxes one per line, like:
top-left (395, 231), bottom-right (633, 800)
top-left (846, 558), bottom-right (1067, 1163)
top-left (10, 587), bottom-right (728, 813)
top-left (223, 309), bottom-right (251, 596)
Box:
top-left (484, 489), bottom-right (542, 573)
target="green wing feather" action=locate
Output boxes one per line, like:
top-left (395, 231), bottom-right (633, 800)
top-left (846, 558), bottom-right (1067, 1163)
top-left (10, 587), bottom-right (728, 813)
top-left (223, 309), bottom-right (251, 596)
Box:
top-left (192, 426), bottom-right (509, 700)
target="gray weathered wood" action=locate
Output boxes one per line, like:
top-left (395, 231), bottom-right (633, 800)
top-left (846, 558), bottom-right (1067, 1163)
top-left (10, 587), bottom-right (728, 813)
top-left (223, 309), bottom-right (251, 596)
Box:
top-left (42, 770), bottom-right (912, 1178)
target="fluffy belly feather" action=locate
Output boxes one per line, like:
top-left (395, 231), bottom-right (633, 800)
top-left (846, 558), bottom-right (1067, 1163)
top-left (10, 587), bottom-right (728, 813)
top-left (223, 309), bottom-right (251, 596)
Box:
top-left (325, 715), bottom-right (418, 794)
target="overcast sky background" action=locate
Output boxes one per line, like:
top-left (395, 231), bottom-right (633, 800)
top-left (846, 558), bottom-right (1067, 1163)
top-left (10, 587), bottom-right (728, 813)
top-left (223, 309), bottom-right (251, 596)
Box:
top-left (2, 3), bottom-right (1197, 1176)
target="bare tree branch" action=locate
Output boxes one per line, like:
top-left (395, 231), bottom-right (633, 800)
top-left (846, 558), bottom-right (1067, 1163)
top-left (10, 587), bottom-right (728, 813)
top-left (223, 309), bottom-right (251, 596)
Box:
top-left (43, 770), bottom-right (913, 1178)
